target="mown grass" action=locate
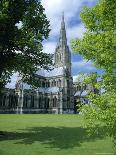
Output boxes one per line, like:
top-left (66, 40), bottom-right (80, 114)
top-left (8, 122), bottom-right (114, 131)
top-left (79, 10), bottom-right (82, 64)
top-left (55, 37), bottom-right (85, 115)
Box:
top-left (0, 114), bottom-right (115, 155)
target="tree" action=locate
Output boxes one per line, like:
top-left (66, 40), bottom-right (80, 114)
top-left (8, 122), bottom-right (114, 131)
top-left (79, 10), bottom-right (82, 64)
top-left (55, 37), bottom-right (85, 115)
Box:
top-left (0, 0), bottom-right (52, 92)
top-left (71, 0), bottom-right (116, 144)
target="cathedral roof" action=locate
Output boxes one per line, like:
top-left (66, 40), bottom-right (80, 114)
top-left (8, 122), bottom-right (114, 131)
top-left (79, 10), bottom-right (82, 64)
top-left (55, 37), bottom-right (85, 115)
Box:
top-left (74, 90), bottom-right (88, 97)
top-left (36, 67), bottom-right (65, 77)
top-left (74, 91), bottom-right (81, 97)
top-left (20, 83), bottom-right (60, 94)
top-left (38, 87), bottom-right (59, 93)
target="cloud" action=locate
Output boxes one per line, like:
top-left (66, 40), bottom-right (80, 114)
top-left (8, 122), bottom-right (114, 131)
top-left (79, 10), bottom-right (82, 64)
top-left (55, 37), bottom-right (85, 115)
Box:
top-left (6, 73), bottom-right (18, 89)
top-left (41, 0), bottom-right (88, 55)
top-left (72, 59), bottom-right (92, 68)
top-left (42, 42), bottom-right (56, 54)
top-left (41, 0), bottom-right (84, 38)
top-left (73, 75), bottom-right (81, 82)
top-left (67, 24), bottom-right (86, 41)
top-left (72, 59), bottom-right (97, 75)
top-left (41, 0), bottom-right (98, 38)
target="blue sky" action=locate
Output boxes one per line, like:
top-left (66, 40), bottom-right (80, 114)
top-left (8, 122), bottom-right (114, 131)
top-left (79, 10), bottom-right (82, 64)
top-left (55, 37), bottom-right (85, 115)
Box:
top-left (7, 0), bottom-right (103, 88)
top-left (41, 0), bottom-right (102, 79)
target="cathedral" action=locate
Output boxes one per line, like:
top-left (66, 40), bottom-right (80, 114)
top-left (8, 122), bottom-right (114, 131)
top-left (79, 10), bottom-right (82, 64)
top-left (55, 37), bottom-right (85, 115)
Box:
top-left (0, 14), bottom-right (98, 114)
top-left (0, 14), bottom-right (74, 114)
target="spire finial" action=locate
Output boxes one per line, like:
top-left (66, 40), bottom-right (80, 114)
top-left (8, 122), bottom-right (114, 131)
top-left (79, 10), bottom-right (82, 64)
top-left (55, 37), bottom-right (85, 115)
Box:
top-left (62, 11), bottom-right (64, 21)
top-left (61, 11), bottom-right (65, 28)
top-left (58, 12), bottom-right (67, 46)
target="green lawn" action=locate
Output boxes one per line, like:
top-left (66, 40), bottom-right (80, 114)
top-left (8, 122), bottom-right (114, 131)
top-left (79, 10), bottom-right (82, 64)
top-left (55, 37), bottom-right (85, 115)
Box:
top-left (0, 114), bottom-right (115, 155)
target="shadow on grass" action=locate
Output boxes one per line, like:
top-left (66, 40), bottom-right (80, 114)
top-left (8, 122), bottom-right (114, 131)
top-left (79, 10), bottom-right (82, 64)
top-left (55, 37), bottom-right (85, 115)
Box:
top-left (0, 126), bottom-right (109, 149)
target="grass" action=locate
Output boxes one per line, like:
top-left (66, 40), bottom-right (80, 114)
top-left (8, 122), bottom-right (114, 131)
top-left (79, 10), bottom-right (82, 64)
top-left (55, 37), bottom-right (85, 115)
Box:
top-left (0, 114), bottom-right (115, 155)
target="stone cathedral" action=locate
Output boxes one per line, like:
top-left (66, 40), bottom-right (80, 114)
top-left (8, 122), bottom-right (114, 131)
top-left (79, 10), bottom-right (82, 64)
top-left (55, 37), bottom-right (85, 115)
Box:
top-left (0, 14), bottom-right (74, 114)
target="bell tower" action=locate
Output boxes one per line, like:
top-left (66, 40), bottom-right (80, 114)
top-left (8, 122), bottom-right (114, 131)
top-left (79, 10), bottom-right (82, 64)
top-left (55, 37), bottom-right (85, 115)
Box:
top-left (54, 13), bottom-right (71, 75)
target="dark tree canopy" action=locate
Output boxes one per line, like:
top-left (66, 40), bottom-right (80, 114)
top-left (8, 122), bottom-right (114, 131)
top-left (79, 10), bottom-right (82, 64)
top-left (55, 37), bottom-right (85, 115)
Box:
top-left (0, 0), bottom-right (52, 90)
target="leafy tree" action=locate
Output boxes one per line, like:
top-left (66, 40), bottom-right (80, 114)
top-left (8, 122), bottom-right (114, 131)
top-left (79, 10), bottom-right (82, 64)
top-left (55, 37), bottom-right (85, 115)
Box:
top-left (0, 0), bottom-right (52, 92)
top-left (71, 0), bottom-right (116, 144)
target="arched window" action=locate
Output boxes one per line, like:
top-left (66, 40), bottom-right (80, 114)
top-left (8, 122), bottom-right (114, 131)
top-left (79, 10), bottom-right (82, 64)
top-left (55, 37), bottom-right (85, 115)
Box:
top-left (67, 80), bottom-right (69, 87)
top-left (47, 98), bottom-right (49, 108)
top-left (42, 81), bottom-right (45, 87)
top-left (31, 95), bottom-right (34, 108)
top-left (51, 81), bottom-right (53, 87)
top-left (59, 54), bottom-right (61, 61)
top-left (58, 79), bottom-right (61, 87)
top-left (52, 80), bottom-right (56, 87)
top-left (3, 95), bottom-right (6, 107)
top-left (23, 95), bottom-right (27, 108)
top-left (54, 80), bottom-right (56, 86)
top-left (57, 81), bottom-right (59, 87)
top-left (53, 96), bottom-right (57, 107)
top-left (39, 96), bottom-right (41, 108)
top-left (45, 97), bottom-right (49, 108)
top-left (48, 81), bottom-right (50, 87)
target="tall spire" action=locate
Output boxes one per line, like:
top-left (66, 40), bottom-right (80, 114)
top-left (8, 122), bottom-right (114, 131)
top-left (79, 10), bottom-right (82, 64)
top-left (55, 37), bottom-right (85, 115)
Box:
top-left (59, 12), bottom-right (67, 46)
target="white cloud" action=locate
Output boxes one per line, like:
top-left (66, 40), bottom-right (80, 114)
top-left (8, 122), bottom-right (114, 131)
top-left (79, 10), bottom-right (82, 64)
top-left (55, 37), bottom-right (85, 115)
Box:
top-left (41, 0), bottom-right (88, 55)
top-left (41, 0), bottom-right (84, 38)
top-left (67, 24), bottom-right (86, 41)
top-left (6, 73), bottom-right (18, 89)
top-left (43, 42), bottom-right (56, 54)
top-left (73, 75), bottom-right (81, 82)
top-left (72, 59), bottom-right (96, 73)
top-left (72, 59), bottom-right (92, 67)
top-left (41, 0), bottom-right (98, 39)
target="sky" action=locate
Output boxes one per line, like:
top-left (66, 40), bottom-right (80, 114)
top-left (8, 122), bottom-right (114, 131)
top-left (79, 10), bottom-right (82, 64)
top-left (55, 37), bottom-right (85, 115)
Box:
top-left (7, 0), bottom-right (103, 88)
top-left (41, 0), bottom-right (102, 80)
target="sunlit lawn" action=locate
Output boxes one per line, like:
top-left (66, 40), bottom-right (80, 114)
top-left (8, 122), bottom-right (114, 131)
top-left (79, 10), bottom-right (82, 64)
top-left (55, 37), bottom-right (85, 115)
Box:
top-left (0, 114), bottom-right (115, 155)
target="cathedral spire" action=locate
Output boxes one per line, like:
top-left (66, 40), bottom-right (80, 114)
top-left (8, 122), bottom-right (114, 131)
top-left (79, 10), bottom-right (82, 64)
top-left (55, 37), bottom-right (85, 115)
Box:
top-left (55, 12), bottom-right (71, 73)
top-left (59, 12), bottom-right (67, 46)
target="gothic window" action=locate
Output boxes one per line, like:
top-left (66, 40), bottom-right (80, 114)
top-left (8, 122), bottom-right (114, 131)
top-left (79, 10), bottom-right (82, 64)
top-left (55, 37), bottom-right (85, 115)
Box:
top-left (52, 81), bottom-right (54, 87)
top-left (23, 95), bottom-right (28, 108)
top-left (59, 54), bottom-right (61, 61)
top-left (54, 80), bottom-right (56, 86)
top-left (48, 81), bottom-right (50, 87)
top-left (47, 98), bottom-right (49, 108)
top-left (39, 97), bottom-right (41, 108)
top-left (52, 80), bottom-right (56, 87)
top-left (53, 96), bottom-right (57, 107)
top-left (14, 95), bottom-right (18, 107)
top-left (45, 97), bottom-right (49, 109)
top-left (9, 95), bottom-right (13, 108)
top-left (42, 81), bottom-right (45, 87)
top-left (58, 79), bottom-right (61, 87)
top-left (3, 95), bottom-right (6, 107)
top-left (31, 95), bottom-right (34, 108)
top-left (45, 97), bottom-right (47, 108)
top-left (57, 81), bottom-right (59, 87)
top-left (67, 80), bottom-right (69, 87)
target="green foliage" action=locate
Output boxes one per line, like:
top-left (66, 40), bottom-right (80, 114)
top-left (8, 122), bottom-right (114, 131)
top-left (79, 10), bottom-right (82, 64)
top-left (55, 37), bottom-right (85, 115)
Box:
top-left (71, 0), bottom-right (116, 144)
top-left (76, 72), bottom-right (97, 86)
top-left (0, 0), bottom-right (52, 90)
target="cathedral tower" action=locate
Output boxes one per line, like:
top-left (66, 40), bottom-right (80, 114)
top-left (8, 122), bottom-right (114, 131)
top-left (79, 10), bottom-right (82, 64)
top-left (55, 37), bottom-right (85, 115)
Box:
top-left (54, 13), bottom-right (74, 113)
top-left (54, 13), bottom-right (71, 74)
